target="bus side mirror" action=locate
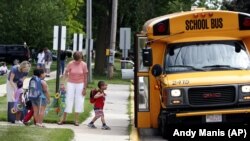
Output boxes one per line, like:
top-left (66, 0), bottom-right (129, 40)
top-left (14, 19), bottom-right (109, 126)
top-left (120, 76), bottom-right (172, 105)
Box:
top-left (142, 48), bottom-right (152, 66)
top-left (235, 42), bottom-right (242, 53)
top-left (169, 48), bottom-right (175, 56)
top-left (151, 64), bottom-right (163, 77)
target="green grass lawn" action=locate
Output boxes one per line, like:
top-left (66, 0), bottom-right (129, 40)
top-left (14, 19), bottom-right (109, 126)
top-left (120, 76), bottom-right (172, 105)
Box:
top-left (0, 75), bottom-right (7, 85)
top-left (0, 126), bottom-right (74, 141)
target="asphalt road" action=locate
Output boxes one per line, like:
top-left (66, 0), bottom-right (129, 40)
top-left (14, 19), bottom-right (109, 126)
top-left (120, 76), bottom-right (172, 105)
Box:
top-left (139, 129), bottom-right (167, 141)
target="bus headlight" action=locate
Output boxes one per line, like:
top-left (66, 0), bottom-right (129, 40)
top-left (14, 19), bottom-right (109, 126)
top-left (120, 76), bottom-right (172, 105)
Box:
top-left (171, 89), bottom-right (181, 97)
top-left (242, 86), bottom-right (250, 93)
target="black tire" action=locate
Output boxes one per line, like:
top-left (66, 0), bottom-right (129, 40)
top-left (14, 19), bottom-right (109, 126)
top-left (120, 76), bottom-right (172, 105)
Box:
top-left (158, 116), bottom-right (162, 136)
top-left (161, 117), bottom-right (168, 139)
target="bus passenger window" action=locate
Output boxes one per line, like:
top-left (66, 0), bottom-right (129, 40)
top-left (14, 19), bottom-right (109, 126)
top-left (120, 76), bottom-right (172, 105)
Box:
top-left (138, 76), bottom-right (149, 111)
top-left (138, 37), bottom-right (149, 72)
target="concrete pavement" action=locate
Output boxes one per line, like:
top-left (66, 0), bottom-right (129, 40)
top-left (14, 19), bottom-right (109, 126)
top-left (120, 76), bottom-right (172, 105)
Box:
top-left (43, 84), bottom-right (130, 141)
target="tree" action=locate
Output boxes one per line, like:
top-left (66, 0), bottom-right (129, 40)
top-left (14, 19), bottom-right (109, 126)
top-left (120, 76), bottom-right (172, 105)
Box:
top-left (0, 0), bottom-right (85, 49)
top-left (93, 0), bottom-right (196, 75)
top-left (93, 0), bottom-right (112, 74)
top-left (117, 0), bottom-right (195, 51)
top-left (222, 0), bottom-right (250, 13)
top-left (193, 0), bottom-right (222, 10)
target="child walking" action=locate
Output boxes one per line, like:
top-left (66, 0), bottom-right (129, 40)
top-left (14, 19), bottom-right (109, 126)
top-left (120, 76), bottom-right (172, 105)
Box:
top-left (14, 80), bottom-right (24, 124)
top-left (30, 69), bottom-right (50, 127)
top-left (87, 81), bottom-right (111, 130)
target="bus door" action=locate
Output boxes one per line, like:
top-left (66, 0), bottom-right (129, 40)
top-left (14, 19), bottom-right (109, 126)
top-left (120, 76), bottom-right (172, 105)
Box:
top-left (134, 34), bottom-right (151, 128)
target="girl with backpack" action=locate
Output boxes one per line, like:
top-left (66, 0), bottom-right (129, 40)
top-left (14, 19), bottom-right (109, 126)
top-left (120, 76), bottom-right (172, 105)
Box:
top-left (29, 69), bottom-right (50, 127)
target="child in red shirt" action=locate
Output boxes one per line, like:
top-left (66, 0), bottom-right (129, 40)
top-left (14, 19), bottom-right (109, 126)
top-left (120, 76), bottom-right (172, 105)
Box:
top-left (87, 81), bottom-right (110, 130)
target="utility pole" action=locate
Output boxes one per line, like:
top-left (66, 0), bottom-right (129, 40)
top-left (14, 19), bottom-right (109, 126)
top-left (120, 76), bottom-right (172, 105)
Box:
top-left (108, 0), bottom-right (118, 79)
top-left (86, 0), bottom-right (93, 83)
top-left (56, 26), bottom-right (61, 93)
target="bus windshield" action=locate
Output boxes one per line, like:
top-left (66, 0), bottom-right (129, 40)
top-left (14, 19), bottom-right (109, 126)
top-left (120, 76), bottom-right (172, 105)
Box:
top-left (165, 41), bottom-right (250, 73)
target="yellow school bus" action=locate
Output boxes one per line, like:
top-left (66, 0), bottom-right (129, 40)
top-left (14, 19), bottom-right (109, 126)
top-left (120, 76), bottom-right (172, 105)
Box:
top-left (134, 9), bottom-right (250, 139)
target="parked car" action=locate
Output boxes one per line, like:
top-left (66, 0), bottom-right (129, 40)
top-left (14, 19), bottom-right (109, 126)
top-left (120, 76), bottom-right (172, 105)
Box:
top-left (0, 44), bottom-right (31, 63)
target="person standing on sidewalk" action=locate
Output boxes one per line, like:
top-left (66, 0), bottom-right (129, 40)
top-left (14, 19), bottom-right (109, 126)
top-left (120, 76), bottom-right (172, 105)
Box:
top-left (30, 69), bottom-right (50, 127)
top-left (14, 80), bottom-right (24, 124)
top-left (58, 51), bottom-right (88, 126)
top-left (60, 50), bottom-right (67, 76)
top-left (44, 47), bottom-right (53, 77)
top-left (37, 49), bottom-right (45, 70)
top-left (6, 61), bottom-right (31, 123)
top-left (88, 81), bottom-right (111, 130)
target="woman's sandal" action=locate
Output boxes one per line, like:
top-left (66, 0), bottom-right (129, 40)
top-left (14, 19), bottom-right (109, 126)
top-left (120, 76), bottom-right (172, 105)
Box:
top-left (74, 121), bottom-right (79, 126)
top-left (57, 121), bottom-right (64, 125)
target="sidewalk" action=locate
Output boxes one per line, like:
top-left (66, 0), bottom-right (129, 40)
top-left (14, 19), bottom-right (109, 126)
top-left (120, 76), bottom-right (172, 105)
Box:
top-left (44, 84), bottom-right (130, 141)
top-left (0, 71), bottom-right (131, 141)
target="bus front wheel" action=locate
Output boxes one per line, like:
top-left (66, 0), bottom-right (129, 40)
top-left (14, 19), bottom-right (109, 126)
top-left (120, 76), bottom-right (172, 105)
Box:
top-left (160, 116), bottom-right (171, 139)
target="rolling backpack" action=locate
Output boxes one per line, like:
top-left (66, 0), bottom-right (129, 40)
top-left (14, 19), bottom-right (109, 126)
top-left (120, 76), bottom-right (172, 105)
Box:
top-left (28, 76), bottom-right (43, 100)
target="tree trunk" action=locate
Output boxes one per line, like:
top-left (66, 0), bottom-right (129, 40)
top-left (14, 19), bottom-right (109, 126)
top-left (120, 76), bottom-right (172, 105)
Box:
top-left (94, 9), bottom-right (111, 75)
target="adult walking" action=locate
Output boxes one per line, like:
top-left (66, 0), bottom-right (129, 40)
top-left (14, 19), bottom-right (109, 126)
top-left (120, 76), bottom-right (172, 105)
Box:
top-left (44, 47), bottom-right (53, 77)
top-left (6, 61), bottom-right (31, 123)
top-left (58, 51), bottom-right (88, 126)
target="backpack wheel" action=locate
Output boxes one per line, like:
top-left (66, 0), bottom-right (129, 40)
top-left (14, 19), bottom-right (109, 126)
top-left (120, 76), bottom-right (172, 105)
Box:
top-left (11, 107), bottom-right (17, 114)
top-left (17, 104), bottom-right (23, 111)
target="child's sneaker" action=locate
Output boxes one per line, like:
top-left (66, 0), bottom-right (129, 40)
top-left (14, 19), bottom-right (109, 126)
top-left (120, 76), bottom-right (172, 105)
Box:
top-left (15, 120), bottom-right (23, 125)
top-left (87, 123), bottom-right (97, 128)
top-left (101, 125), bottom-right (111, 130)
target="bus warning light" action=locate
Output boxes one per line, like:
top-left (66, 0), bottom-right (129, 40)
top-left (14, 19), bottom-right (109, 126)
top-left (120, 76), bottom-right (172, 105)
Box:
top-left (157, 23), bottom-right (166, 33)
top-left (243, 18), bottom-right (250, 27)
top-left (201, 13), bottom-right (206, 18)
top-left (193, 13), bottom-right (198, 18)
top-left (208, 12), bottom-right (213, 17)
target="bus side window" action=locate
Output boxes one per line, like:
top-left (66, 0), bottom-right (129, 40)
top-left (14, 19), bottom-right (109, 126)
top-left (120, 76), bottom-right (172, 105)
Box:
top-left (138, 37), bottom-right (149, 72)
top-left (138, 76), bottom-right (149, 111)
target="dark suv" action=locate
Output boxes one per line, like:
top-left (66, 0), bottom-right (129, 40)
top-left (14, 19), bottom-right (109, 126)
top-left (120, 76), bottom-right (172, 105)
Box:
top-left (0, 45), bottom-right (31, 63)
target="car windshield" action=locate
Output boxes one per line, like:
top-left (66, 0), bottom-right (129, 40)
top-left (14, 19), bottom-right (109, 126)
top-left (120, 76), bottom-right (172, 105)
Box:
top-left (165, 41), bottom-right (250, 73)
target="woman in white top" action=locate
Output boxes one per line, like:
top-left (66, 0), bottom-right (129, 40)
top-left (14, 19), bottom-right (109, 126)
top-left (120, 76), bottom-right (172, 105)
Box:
top-left (0, 62), bottom-right (8, 75)
top-left (37, 49), bottom-right (45, 69)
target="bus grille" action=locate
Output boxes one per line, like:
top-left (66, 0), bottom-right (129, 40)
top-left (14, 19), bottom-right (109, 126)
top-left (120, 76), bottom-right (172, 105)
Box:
top-left (188, 86), bottom-right (236, 106)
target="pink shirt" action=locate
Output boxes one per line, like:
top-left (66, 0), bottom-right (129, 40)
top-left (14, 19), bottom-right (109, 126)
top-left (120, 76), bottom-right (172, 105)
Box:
top-left (66, 61), bottom-right (88, 83)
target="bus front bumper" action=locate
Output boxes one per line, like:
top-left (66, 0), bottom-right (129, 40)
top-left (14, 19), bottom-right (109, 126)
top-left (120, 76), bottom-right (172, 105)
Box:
top-left (176, 108), bottom-right (250, 117)
top-left (165, 108), bottom-right (250, 125)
